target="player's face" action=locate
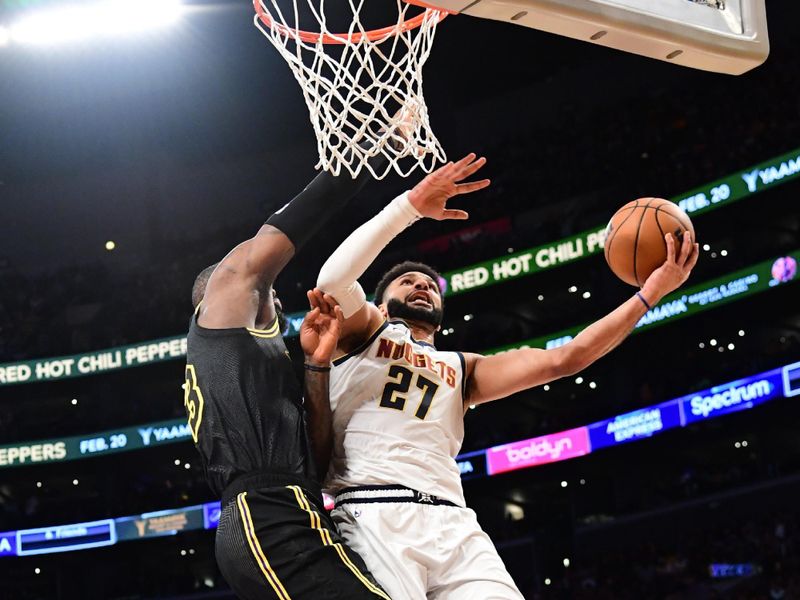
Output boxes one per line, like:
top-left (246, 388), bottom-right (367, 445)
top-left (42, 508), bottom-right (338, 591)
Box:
top-left (270, 288), bottom-right (287, 332)
top-left (383, 271), bottom-right (443, 328)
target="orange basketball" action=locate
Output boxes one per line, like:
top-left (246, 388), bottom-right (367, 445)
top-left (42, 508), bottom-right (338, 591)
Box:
top-left (604, 198), bottom-right (695, 287)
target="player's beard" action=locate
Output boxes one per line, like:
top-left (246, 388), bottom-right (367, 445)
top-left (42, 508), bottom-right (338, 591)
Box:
top-left (386, 298), bottom-right (443, 328)
top-left (275, 303), bottom-right (288, 334)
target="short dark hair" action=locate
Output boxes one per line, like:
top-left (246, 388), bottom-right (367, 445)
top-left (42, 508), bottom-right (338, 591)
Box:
top-left (373, 261), bottom-right (443, 306)
top-left (192, 262), bottom-right (219, 309)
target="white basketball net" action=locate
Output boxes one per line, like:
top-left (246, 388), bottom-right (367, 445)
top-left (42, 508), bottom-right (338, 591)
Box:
top-left (253, 0), bottom-right (447, 179)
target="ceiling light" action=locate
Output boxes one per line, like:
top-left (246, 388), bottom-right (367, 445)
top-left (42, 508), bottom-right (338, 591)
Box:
top-left (10, 0), bottom-right (183, 46)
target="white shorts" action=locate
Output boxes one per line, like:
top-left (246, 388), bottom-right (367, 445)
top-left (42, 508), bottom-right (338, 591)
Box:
top-left (331, 488), bottom-right (524, 600)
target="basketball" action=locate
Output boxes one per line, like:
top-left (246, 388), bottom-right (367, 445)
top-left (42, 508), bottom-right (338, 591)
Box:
top-left (604, 198), bottom-right (695, 287)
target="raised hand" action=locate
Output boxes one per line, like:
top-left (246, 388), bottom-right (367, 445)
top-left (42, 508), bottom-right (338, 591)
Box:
top-left (641, 232), bottom-right (700, 302)
top-left (300, 288), bottom-right (344, 366)
top-left (407, 153), bottom-right (490, 221)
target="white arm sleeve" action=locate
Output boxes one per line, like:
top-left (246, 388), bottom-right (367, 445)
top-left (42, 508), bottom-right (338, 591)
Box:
top-left (317, 191), bottom-right (422, 318)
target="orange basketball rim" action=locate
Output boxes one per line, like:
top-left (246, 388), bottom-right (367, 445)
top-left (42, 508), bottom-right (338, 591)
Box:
top-left (253, 0), bottom-right (456, 45)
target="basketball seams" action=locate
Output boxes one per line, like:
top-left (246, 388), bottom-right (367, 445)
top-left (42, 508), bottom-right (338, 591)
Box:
top-left (660, 206), bottom-right (693, 233)
top-left (604, 200), bottom-right (640, 264)
top-left (631, 199), bottom-right (653, 287)
top-left (653, 205), bottom-right (668, 258)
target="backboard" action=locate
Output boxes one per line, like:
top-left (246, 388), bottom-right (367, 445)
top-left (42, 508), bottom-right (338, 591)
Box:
top-left (426, 0), bottom-right (769, 75)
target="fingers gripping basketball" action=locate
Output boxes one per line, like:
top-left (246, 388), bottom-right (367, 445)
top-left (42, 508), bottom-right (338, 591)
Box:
top-left (604, 198), bottom-right (696, 287)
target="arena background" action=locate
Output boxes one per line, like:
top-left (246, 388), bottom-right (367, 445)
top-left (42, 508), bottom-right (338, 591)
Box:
top-left (1, 0), bottom-right (799, 598)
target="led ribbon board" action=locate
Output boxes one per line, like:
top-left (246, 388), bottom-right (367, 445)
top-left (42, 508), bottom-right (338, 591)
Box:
top-left (482, 362), bottom-right (795, 476)
top-left (488, 250), bottom-right (799, 354)
top-left (16, 520), bottom-right (116, 556)
top-left (2, 360), bottom-right (797, 557)
top-left (0, 418), bottom-right (191, 469)
top-left (441, 146), bottom-right (800, 297)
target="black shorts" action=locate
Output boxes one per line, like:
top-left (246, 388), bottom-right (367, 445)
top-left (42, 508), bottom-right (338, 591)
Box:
top-left (216, 483), bottom-right (391, 600)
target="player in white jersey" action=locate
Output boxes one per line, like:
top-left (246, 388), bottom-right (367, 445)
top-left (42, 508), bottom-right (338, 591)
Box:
top-left (315, 154), bottom-right (699, 599)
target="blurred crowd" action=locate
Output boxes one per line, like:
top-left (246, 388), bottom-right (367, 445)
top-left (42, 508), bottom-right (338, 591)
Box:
top-left (538, 510), bottom-right (800, 600)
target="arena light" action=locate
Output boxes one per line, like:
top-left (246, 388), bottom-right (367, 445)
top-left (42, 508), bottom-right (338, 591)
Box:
top-left (0, 26), bottom-right (9, 46)
top-left (8, 0), bottom-right (183, 46)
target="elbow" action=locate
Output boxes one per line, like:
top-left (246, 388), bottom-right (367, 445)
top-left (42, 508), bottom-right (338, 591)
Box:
top-left (315, 264), bottom-right (341, 295)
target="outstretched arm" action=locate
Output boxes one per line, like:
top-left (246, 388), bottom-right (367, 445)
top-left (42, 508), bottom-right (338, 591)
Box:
top-left (316, 154), bottom-right (490, 350)
top-left (463, 233), bottom-right (699, 408)
top-left (299, 289), bottom-right (344, 479)
top-left (197, 152), bottom-right (391, 330)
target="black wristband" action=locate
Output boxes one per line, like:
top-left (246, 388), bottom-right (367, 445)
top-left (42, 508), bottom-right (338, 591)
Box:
top-left (265, 142), bottom-right (390, 251)
top-left (304, 363), bottom-right (331, 372)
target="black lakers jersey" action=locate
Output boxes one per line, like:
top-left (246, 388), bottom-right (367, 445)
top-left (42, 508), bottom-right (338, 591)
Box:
top-left (184, 314), bottom-right (314, 498)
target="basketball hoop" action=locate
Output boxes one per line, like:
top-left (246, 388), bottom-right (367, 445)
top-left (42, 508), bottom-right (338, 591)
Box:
top-left (253, 0), bottom-right (453, 179)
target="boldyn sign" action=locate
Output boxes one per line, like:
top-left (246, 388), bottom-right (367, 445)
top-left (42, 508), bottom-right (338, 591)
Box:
top-left (486, 427), bottom-right (591, 475)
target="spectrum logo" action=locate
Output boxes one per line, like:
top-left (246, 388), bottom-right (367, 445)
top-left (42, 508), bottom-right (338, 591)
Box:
top-left (487, 428), bottom-right (591, 475)
top-left (689, 380), bottom-right (773, 419)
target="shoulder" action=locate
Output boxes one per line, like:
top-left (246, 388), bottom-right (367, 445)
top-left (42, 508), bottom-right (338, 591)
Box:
top-left (459, 352), bottom-right (482, 376)
top-left (332, 320), bottom-right (390, 366)
top-left (337, 303), bottom-right (386, 354)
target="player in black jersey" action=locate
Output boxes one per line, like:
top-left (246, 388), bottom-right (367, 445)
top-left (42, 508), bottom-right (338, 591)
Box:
top-left (185, 151), bottom-right (394, 598)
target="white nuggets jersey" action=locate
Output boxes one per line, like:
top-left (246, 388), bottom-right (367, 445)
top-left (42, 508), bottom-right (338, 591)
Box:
top-left (326, 320), bottom-right (467, 506)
